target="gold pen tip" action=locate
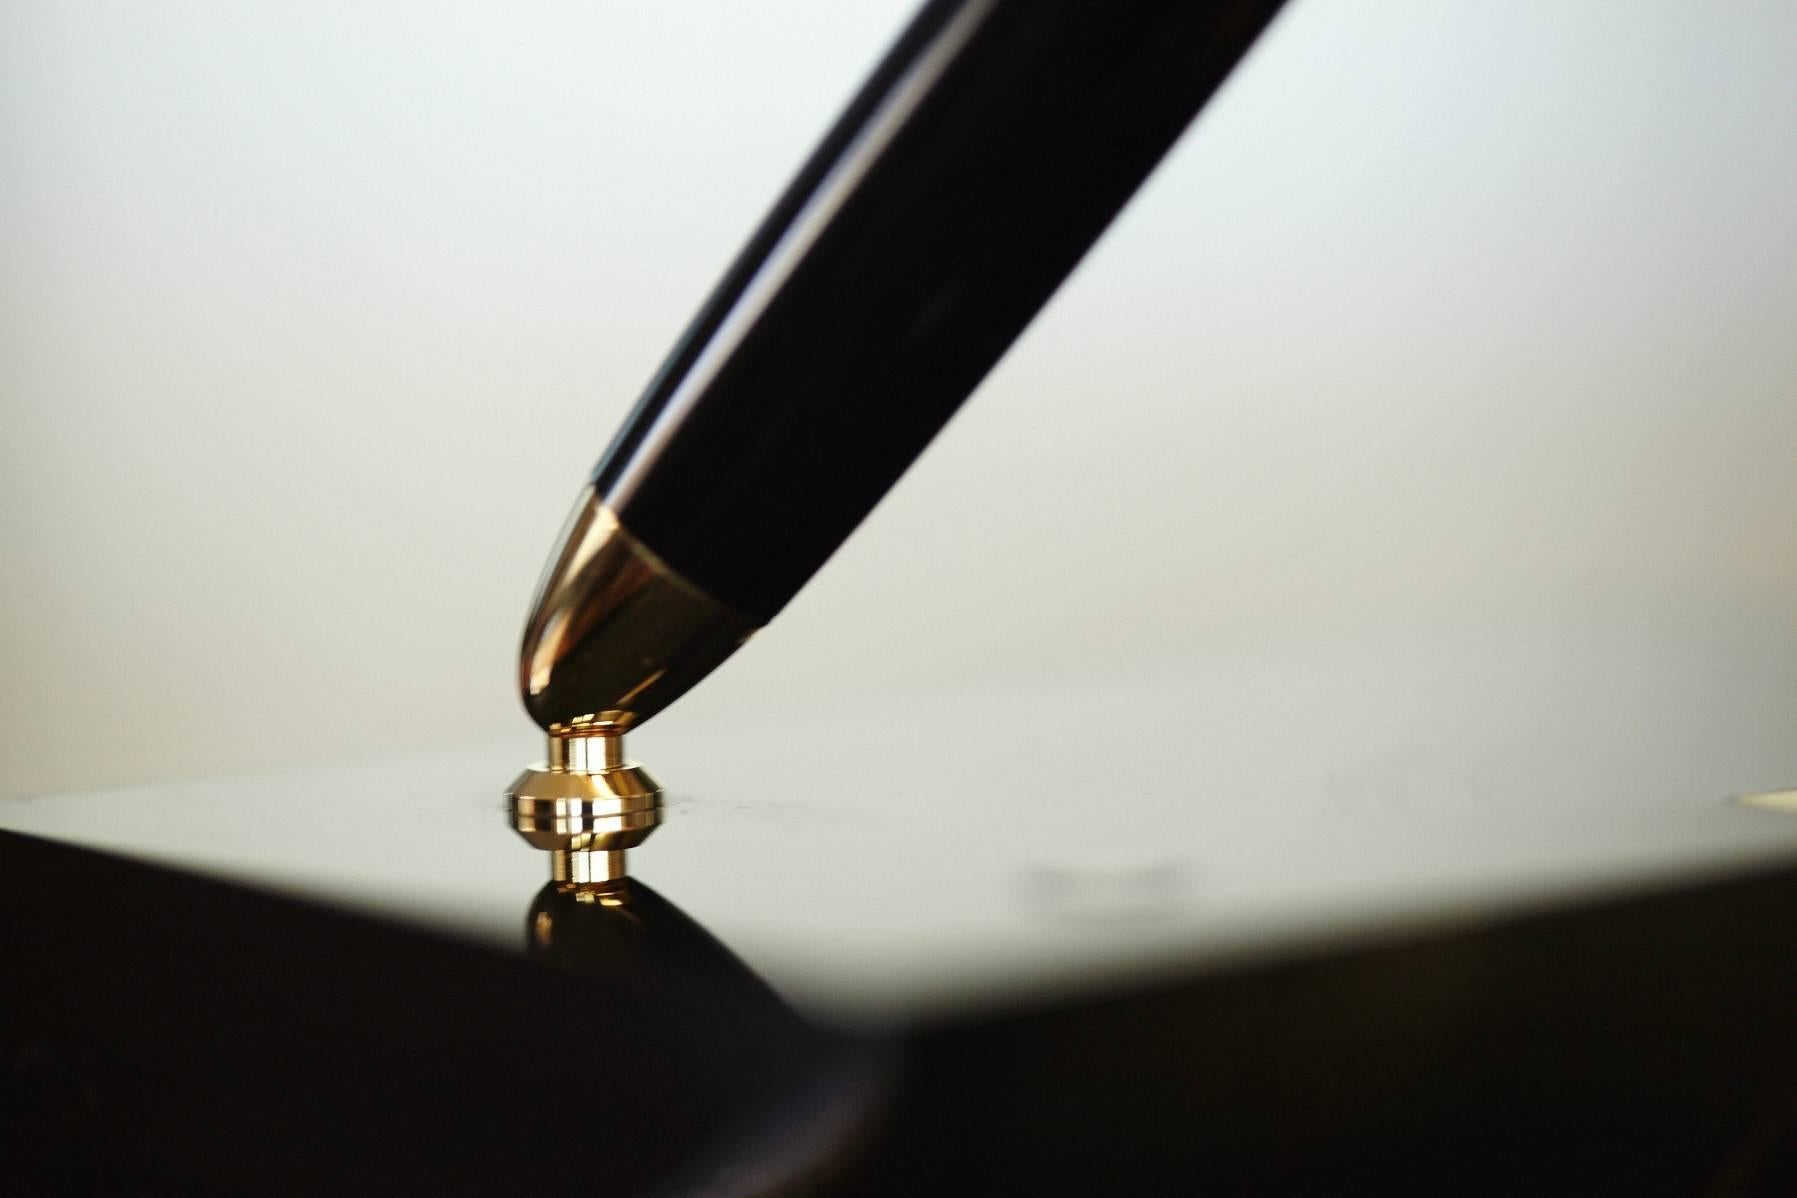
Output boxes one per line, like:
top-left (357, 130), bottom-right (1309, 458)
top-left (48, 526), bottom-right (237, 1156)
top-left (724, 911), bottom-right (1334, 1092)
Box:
top-left (506, 728), bottom-right (663, 882)
top-left (518, 486), bottom-right (759, 734)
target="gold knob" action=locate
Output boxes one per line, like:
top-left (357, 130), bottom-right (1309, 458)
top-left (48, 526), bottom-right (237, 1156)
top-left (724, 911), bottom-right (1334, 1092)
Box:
top-left (505, 728), bottom-right (663, 882)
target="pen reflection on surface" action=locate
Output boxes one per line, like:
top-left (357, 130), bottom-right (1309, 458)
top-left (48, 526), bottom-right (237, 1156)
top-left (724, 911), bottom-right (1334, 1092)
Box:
top-left (521, 875), bottom-right (885, 1197)
top-left (525, 875), bottom-right (780, 999)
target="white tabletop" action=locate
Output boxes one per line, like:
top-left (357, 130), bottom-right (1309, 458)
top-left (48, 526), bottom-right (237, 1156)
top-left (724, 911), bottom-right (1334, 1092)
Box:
top-left (7, 602), bottom-right (1797, 1024)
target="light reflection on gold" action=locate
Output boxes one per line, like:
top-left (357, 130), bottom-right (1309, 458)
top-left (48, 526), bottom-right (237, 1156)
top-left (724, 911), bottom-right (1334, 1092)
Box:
top-left (517, 485), bottom-right (758, 734)
top-left (507, 729), bottom-right (660, 880)
top-left (1738, 788), bottom-right (1797, 813)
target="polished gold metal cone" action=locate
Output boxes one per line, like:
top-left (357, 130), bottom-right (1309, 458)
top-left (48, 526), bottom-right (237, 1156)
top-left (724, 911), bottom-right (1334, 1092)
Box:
top-left (517, 484), bottom-right (758, 735)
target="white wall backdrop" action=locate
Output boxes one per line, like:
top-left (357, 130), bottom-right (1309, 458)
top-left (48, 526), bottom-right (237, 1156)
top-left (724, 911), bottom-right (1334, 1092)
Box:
top-left (4, 0), bottom-right (1795, 796)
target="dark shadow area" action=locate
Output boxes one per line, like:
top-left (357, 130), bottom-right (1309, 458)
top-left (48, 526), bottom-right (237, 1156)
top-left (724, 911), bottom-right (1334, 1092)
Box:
top-left (0, 831), bottom-right (881, 1196)
top-left (10, 827), bottom-right (1797, 1194)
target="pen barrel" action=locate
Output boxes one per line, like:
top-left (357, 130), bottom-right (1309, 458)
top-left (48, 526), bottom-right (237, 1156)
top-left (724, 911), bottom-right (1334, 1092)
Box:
top-left (593, 0), bottom-right (1287, 623)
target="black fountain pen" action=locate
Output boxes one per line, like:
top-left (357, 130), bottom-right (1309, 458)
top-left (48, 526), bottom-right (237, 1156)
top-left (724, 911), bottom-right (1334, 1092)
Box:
top-left (508, 0), bottom-right (1287, 882)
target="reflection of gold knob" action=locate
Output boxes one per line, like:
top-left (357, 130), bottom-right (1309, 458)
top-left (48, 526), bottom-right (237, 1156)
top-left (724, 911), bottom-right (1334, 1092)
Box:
top-left (506, 727), bottom-right (662, 882)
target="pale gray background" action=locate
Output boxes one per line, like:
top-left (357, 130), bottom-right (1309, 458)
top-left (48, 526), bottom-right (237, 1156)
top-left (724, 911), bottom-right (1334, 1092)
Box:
top-left (4, 0), bottom-right (1794, 798)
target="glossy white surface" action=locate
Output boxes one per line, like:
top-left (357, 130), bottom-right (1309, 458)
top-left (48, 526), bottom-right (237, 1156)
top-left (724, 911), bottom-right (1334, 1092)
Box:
top-left (8, 605), bottom-right (1796, 1022)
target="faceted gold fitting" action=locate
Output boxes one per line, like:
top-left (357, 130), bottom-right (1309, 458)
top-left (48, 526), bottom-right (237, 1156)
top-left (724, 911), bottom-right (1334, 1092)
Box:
top-left (517, 484), bottom-right (760, 734)
top-left (506, 728), bottom-right (662, 881)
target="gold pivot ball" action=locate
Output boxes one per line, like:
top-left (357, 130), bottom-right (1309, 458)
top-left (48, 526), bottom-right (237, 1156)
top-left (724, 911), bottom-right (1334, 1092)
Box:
top-left (506, 728), bottom-right (663, 884)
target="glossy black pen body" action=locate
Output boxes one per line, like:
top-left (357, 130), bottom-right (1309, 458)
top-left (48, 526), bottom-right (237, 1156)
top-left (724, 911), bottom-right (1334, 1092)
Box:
top-left (518, 0), bottom-right (1288, 737)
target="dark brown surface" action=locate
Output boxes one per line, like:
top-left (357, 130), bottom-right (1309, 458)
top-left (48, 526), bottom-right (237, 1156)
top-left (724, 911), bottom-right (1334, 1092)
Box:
top-left (0, 830), bottom-right (878, 1196)
top-left (8, 825), bottom-right (1797, 1194)
top-left (860, 868), bottom-right (1797, 1194)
